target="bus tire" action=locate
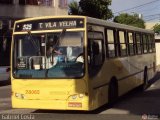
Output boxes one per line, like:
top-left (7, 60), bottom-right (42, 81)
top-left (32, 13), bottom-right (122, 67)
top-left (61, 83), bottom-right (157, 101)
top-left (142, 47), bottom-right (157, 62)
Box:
top-left (108, 77), bottom-right (118, 106)
top-left (143, 67), bottom-right (148, 90)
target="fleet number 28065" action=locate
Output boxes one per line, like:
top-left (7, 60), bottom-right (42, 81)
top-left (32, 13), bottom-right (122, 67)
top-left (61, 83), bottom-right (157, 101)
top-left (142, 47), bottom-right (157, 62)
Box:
top-left (25, 90), bottom-right (40, 94)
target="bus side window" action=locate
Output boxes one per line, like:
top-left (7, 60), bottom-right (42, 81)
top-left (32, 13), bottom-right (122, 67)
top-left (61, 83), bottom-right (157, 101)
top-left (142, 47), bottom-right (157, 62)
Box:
top-left (142, 34), bottom-right (148, 53)
top-left (106, 29), bottom-right (116, 58)
top-left (118, 31), bottom-right (127, 56)
top-left (148, 35), bottom-right (152, 53)
top-left (135, 33), bottom-right (142, 54)
top-left (128, 32), bottom-right (134, 55)
top-left (151, 35), bottom-right (156, 52)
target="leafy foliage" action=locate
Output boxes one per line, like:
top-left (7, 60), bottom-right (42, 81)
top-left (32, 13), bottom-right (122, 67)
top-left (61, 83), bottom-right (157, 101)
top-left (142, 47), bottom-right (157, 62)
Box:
top-left (79, 0), bottom-right (113, 20)
top-left (68, 1), bottom-right (81, 15)
top-left (152, 23), bottom-right (160, 33)
top-left (68, 0), bottom-right (113, 20)
top-left (114, 13), bottom-right (145, 28)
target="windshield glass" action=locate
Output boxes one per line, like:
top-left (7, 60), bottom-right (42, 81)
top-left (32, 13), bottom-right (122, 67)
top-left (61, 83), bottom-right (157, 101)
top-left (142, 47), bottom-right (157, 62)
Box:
top-left (13, 31), bottom-right (84, 79)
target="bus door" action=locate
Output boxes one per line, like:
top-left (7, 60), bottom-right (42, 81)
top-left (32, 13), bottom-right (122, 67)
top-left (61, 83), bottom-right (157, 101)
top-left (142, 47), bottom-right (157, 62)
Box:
top-left (87, 31), bottom-right (105, 77)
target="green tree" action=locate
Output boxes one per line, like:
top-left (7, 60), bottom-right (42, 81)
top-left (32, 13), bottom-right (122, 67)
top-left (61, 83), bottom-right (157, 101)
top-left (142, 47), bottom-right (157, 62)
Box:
top-left (152, 23), bottom-right (160, 33)
top-left (68, 1), bottom-right (81, 15)
top-left (114, 13), bottom-right (145, 28)
top-left (69, 0), bottom-right (113, 20)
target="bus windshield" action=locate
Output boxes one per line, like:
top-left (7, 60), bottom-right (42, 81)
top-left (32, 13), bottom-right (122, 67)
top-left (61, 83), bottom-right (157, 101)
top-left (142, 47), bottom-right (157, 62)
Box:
top-left (13, 31), bottom-right (84, 79)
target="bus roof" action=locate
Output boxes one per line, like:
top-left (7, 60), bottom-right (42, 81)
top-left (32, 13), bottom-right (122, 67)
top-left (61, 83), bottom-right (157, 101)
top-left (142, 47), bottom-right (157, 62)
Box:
top-left (14, 15), bottom-right (154, 34)
top-left (86, 16), bottom-right (154, 34)
top-left (14, 15), bottom-right (86, 23)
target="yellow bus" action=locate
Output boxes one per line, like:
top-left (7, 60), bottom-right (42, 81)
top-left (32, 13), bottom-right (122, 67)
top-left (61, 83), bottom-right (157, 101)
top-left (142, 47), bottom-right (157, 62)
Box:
top-left (11, 16), bottom-right (156, 111)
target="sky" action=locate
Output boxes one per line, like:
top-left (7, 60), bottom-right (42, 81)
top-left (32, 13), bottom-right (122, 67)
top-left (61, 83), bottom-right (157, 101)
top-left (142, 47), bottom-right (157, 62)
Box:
top-left (110, 0), bottom-right (160, 22)
top-left (69, 0), bottom-right (160, 22)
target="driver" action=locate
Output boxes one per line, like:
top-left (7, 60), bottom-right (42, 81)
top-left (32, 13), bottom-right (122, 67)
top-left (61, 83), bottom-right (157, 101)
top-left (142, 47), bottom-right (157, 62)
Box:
top-left (46, 45), bottom-right (62, 69)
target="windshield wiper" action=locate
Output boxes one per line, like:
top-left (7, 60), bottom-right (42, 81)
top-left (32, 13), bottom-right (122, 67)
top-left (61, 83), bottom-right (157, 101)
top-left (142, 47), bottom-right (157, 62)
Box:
top-left (27, 31), bottom-right (40, 54)
top-left (54, 29), bottom-right (66, 48)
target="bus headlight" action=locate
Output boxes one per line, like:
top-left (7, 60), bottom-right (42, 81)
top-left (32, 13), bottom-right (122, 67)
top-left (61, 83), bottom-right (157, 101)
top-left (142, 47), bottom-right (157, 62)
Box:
top-left (69, 94), bottom-right (84, 100)
top-left (15, 93), bottom-right (21, 98)
top-left (71, 95), bottom-right (78, 99)
top-left (79, 94), bottom-right (84, 98)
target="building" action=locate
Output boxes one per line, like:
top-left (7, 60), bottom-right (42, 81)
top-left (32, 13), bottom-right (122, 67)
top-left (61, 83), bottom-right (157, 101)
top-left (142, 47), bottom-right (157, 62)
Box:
top-left (146, 22), bottom-right (160, 68)
top-left (145, 22), bottom-right (159, 30)
top-left (0, 0), bottom-right (68, 66)
top-left (154, 34), bottom-right (160, 70)
top-left (0, 0), bottom-right (68, 33)
top-left (0, 0), bottom-right (68, 19)
top-left (145, 22), bottom-right (154, 30)
top-left (0, 0), bottom-right (68, 51)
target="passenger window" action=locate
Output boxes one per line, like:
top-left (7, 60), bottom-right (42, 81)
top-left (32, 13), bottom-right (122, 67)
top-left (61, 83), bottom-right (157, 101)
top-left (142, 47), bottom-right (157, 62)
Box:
top-left (106, 29), bottom-right (116, 58)
top-left (135, 34), bottom-right (142, 54)
top-left (151, 35), bottom-right (156, 52)
top-left (148, 35), bottom-right (152, 53)
top-left (128, 32), bottom-right (134, 55)
top-left (119, 31), bottom-right (127, 56)
top-left (142, 34), bottom-right (148, 53)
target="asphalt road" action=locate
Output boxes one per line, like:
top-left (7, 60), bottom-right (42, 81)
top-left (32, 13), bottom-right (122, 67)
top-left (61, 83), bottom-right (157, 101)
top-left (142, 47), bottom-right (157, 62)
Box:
top-left (0, 73), bottom-right (160, 120)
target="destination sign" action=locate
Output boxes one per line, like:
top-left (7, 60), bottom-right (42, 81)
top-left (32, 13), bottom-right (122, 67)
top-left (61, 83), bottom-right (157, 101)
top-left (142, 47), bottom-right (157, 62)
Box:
top-left (15, 18), bottom-right (84, 32)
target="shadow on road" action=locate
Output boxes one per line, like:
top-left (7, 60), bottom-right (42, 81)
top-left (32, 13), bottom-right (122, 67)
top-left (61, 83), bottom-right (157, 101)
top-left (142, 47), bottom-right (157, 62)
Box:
top-left (33, 72), bottom-right (160, 114)
top-left (148, 72), bottom-right (160, 87)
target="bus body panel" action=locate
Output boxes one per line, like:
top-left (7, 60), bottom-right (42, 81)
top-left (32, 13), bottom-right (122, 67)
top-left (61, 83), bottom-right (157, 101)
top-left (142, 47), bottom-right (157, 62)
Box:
top-left (12, 79), bottom-right (89, 110)
top-left (89, 53), bottom-right (155, 110)
top-left (85, 19), bottom-right (156, 110)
